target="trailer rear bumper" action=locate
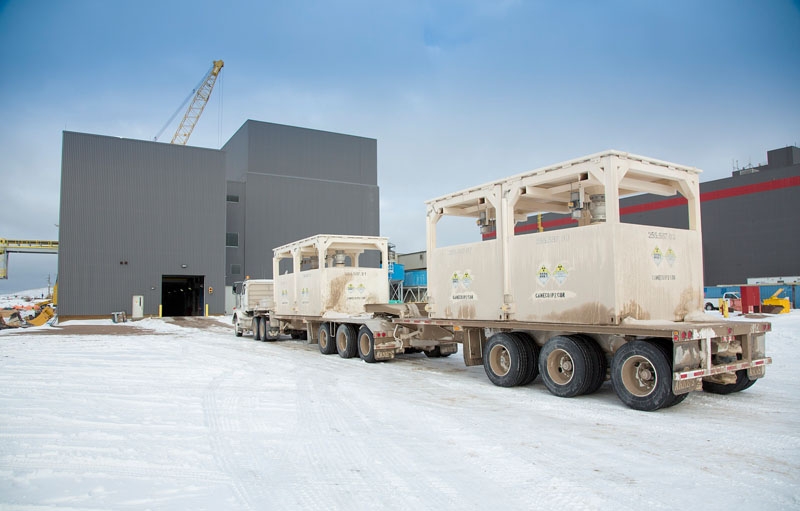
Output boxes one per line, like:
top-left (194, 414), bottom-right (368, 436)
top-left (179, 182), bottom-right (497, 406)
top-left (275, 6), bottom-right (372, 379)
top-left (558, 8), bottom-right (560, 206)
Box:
top-left (674, 357), bottom-right (772, 381)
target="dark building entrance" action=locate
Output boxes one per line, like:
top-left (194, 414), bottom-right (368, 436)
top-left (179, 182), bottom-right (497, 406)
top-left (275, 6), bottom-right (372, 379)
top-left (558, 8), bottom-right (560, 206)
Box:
top-left (161, 275), bottom-right (204, 316)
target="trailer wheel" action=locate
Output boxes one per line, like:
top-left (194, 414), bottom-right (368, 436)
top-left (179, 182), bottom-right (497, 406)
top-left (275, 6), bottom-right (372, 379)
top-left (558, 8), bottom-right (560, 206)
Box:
top-left (611, 340), bottom-right (673, 411)
top-left (510, 332), bottom-right (540, 385)
top-left (483, 333), bottom-right (528, 387)
top-left (253, 317), bottom-right (262, 341)
top-left (573, 335), bottom-right (607, 395)
top-left (336, 323), bottom-right (358, 359)
top-left (539, 336), bottom-right (592, 398)
top-left (318, 323), bottom-right (336, 355)
top-left (703, 369), bottom-right (756, 394)
top-left (652, 341), bottom-right (688, 408)
top-left (357, 325), bottom-right (377, 363)
top-left (234, 316), bottom-right (243, 337)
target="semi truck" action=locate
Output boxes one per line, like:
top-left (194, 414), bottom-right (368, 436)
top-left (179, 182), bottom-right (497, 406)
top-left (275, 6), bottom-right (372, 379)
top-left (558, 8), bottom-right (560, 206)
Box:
top-left (232, 279), bottom-right (274, 339)
top-left (235, 150), bottom-right (772, 411)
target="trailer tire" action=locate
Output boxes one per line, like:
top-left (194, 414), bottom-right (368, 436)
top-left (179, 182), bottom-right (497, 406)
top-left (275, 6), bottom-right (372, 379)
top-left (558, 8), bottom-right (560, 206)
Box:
top-left (234, 316), bottom-right (243, 337)
top-left (539, 336), bottom-right (592, 398)
top-left (573, 335), bottom-right (607, 395)
top-left (318, 323), bottom-right (336, 355)
top-left (510, 332), bottom-right (539, 385)
top-left (253, 317), bottom-right (262, 341)
top-left (357, 325), bottom-right (377, 363)
top-left (483, 333), bottom-right (528, 387)
top-left (336, 323), bottom-right (358, 359)
top-left (611, 340), bottom-right (673, 411)
top-left (703, 369), bottom-right (756, 394)
top-left (652, 341), bottom-right (688, 408)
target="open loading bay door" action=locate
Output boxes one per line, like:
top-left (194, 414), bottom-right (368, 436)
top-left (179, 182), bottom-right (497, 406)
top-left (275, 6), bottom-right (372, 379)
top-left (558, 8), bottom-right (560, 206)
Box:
top-left (161, 275), bottom-right (204, 316)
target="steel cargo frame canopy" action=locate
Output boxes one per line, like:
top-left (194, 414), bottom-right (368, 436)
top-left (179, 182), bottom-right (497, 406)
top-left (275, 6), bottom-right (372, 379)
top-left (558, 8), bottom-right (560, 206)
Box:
top-left (272, 234), bottom-right (390, 317)
top-left (425, 150), bottom-right (703, 325)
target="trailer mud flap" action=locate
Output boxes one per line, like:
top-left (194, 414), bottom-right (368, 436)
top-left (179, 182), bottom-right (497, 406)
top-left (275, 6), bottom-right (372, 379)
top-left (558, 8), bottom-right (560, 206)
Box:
top-left (458, 328), bottom-right (485, 367)
top-left (673, 378), bottom-right (702, 395)
top-left (748, 364), bottom-right (766, 379)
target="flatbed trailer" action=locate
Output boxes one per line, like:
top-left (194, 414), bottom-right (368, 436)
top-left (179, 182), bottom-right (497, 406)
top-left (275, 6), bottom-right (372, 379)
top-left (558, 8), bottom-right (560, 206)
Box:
top-left (238, 151), bottom-right (773, 411)
top-left (388, 311), bottom-right (771, 409)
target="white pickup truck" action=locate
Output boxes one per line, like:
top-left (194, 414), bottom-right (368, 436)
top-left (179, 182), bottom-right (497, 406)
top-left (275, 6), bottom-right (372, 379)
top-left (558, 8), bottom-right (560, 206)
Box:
top-left (704, 292), bottom-right (741, 311)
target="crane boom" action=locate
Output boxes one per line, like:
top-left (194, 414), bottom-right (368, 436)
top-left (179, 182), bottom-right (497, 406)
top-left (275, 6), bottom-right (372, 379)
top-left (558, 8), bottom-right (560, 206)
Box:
top-left (171, 60), bottom-right (224, 145)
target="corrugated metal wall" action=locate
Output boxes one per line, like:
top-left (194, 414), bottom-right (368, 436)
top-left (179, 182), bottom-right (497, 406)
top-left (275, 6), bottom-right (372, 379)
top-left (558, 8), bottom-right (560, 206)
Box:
top-left (59, 132), bottom-right (226, 316)
top-left (222, 121), bottom-right (380, 284)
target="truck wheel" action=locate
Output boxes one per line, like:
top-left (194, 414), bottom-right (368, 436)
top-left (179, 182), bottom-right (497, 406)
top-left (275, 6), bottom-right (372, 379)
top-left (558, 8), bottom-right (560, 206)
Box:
top-left (573, 335), bottom-right (607, 395)
top-left (336, 323), bottom-right (358, 359)
top-left (611, 340), bottom-right (673, 411)
top-left (483, 333), bottom-right (528, 387)
top-left (424, 346), bottom-right (451, 358)
top-left (703, 369), bottom-right (756, 394)
top-left (258, 317), bottom-right (268, 341)
top-left (253, 317), bottom-right (262, 341)
top-left (234, 316), bottom-right (243, 337)
top-left (704, 302), bottom-right (716, 311)
top-left (357, 325), bottom-right (377, 363)
top-left (318, 323), bottom-right (336, 355)
top-left (539, 336), bottom-right (592, 398)
top-left (510, 332), bottom-right (539, 386)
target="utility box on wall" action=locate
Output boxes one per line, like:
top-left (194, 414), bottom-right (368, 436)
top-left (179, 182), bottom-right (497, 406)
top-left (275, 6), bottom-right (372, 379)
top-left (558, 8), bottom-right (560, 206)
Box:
top-left (132, 295), bottom-right (144, 319)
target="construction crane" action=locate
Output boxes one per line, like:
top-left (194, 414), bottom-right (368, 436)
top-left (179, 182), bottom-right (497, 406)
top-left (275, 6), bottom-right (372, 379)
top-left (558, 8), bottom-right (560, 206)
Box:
top-left (154, 60), bottom-right (224, 145)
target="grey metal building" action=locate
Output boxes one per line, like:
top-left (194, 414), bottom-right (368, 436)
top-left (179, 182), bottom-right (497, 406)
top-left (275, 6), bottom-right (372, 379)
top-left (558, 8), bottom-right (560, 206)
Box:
top-left (58, 121), bottom-right (379, 317)
top-left (58, 132), bottom-right (226, 317)
top-left (223, 120), bottom-right (379, 284)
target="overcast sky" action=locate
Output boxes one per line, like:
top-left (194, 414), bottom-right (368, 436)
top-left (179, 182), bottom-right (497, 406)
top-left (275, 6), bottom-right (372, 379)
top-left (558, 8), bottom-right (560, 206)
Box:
top-left (1, 0), bottom-right (798, 293)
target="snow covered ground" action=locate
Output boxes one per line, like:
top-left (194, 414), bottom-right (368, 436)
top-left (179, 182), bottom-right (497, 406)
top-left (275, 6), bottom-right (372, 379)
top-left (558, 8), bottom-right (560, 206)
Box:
top-left (0, 288), bottom-right (51, 309)
top-left (1, 312), bottom-right (798, 510)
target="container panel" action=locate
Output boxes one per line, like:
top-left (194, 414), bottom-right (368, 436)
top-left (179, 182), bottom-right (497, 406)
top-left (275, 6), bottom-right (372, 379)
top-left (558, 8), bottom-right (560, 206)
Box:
top-left (509, 223), bottom-right (615, 324)
top-left (319, 266), bottom-right (389, 315)
top-left (297, 270), bottom-right (323, 316)
top-left (274, 273), bottom-right (296, 315)
top-left (427, 240), bottom-right (503, 320)
top-left (615, 224), bottom-right (703, 321)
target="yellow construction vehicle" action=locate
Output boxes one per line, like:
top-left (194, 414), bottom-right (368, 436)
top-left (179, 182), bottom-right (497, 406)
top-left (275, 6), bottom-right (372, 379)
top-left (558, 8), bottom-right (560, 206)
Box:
top-left (26, 300), bottom-right (56, 326)
top-left (762, 288), bottom-right (791, 314)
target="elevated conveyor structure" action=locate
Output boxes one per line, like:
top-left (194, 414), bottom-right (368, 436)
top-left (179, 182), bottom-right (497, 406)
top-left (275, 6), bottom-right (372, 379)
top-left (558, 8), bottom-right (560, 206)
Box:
top-left (0, 239), bottom-right (59, 279)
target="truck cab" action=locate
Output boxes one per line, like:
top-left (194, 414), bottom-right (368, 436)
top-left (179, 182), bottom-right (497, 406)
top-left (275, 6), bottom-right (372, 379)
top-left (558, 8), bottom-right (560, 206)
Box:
top-left (232, 279), bottom-right (274, 338)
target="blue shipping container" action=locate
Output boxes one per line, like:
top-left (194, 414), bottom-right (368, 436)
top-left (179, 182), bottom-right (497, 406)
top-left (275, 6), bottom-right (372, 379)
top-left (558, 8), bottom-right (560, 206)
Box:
top-left (703, 285), bottom-right (741, 298)
top-left (388, 262), bottom-right (405, 282)
top-left (403, 269), bottom-right (427, 287)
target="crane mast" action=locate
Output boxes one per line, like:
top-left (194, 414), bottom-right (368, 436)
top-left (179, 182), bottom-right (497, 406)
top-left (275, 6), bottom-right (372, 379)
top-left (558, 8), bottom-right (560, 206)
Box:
top-left (171, 60), bottom-right (224, 145)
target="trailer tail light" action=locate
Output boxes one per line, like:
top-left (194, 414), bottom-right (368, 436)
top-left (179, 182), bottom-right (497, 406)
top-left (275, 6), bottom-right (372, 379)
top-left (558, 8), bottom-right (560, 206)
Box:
top-left (374, 331), bottom-right (387, 338)
top-left (673, 330), bottom-right (690, 341)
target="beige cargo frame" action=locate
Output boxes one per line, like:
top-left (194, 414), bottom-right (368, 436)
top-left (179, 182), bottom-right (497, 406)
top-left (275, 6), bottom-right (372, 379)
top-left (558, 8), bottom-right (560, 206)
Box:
top-left (273, 235), bottom-right (390, 318)
top-left (425, 151), bottom-right (704, 325)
